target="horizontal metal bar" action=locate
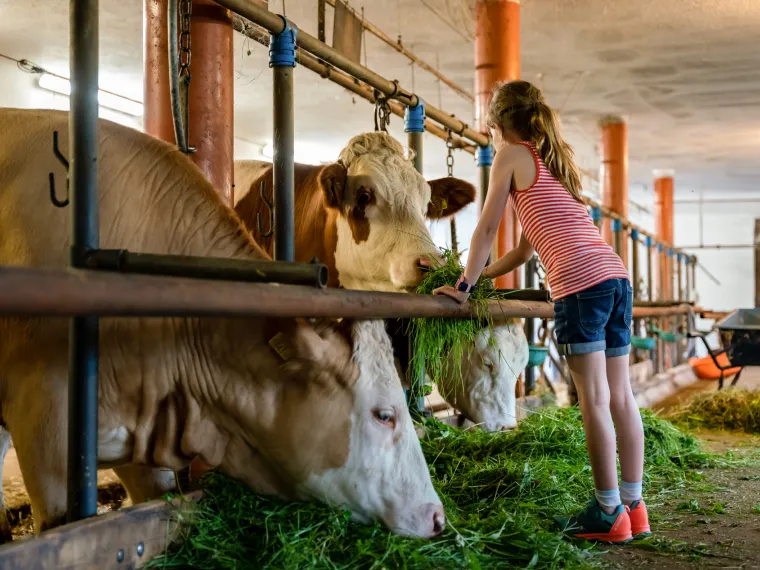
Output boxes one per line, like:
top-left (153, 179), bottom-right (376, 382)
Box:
top-left (0, 265), bottom-right (693, 320)
top-left (84, 249), bottom-right (328, 288)
top-left (678, 244), bottom-right (757, 250)
top-left (231, 16), bottom-right (475, 153)
top-left (323, 0), bottom-right (474, 104)
top-left (219, 0), bottom-right (487, 144)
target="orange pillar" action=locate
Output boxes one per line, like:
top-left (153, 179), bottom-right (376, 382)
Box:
top-left (599, 115), bottom-right (629, 268)
top-left (654, 170), bottom-right (674, 300)
top-left (475, 0), bottom-right (520, 289)
top-left (143, 0), bottom-right (234, 206)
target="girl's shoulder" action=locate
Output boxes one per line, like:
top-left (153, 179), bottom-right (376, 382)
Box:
top-left (494, 143), bottom-right (538, 191)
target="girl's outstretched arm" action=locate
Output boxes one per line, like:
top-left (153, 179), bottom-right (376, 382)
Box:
top-left (483, 233), bottom-right (535, 279)
top-left (434, 146), bottom-right (517, 303)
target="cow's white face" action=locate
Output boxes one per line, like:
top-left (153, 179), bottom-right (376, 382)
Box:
top-left (319, 133), bottom-right (475, 292)
top-left (439, 322), bottom-right (530, 432)
top-left (298, 320), bottom-right (444, 537)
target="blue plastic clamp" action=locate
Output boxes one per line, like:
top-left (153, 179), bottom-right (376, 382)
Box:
top-left (590, 207), bottom-right (602, 222)
top-left (477, 144), bottom-right (494, 167)
top-left (645, 236), bottom-right (653, 248)
top-left (269, 17), bottom-right (298, 68)
top-left (611, 219), bottom-right (623, 232)
top-left (657, 243), bottom-right (663, 253)
top-left (631, 228), bottom-right (640, 241)
top-left (667, 248), bottom-right (674, 257)
top-left (404, 100), bottom-right (426, 133)
top-left (677, 253), bottom-right (683, 263)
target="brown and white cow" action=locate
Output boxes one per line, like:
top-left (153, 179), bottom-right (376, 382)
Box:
top-left (234, 132), bottom-right (530, 432)
top-left (0, 109), bottom-right (443, 540)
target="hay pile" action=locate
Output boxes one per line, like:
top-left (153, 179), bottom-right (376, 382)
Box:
top-left (668, 389), bottom-right (760, 434)
top-left (151, 408), bottom-right (711, 570)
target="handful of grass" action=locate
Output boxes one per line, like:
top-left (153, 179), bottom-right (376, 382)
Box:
top-left (152, 408), bottom-right (714, 570)
top-left (408, 249), bottom-right (501, 386)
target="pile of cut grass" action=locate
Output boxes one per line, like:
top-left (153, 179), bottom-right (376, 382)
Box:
top-left (151, 408), bottom-right (713, 570)
top-left (667, 389), bottom-right (760, 434)
top-left (409, 250), bottom-right (505, 386)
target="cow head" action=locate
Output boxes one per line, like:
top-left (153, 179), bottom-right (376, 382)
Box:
top-left (218, 319), bottom-right (444, 538)
top-left (319, 132), bottom-right (475, 292)
top-left (437, 321), bottom-right (530, 432)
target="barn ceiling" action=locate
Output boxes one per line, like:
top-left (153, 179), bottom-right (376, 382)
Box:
top-left (0, 0), bottom-right (758, 209)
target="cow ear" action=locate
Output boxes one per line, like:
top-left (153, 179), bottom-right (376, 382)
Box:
top-left (426, 177), bottom-right (476, 219)
top-left (319, 163), bottom-right (348, 210)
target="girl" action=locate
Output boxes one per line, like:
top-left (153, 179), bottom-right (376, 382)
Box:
top-left (434, 80), bottom-right (649, 544)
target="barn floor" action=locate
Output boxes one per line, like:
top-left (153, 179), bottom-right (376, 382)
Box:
top-left (3, 369), bottom-right (760, 567)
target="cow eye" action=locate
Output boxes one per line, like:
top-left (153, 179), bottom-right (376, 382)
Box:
top-left (483, 359), bottom-right (494, 372)
top-left (357, 191), bottom-right (371, 207)
top-left (373, 408), bottom-right (396, 428)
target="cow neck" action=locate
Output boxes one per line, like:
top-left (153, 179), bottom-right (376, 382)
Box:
top-left (234, 163), bottom-right (341, 287)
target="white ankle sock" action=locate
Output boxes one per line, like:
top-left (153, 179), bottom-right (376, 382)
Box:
top-left (620, 480), bottom-right (642, 504)
top-left (594, 488), bottom-right (621, 509)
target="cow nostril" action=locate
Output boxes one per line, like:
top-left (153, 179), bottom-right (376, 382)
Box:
top-left (432, 506), bottom-right (445, 535)
top-left (500, 424), bottom-right (517, 432)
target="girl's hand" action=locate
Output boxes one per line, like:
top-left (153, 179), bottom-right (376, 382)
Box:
top-left (433, 285), bottom-right (470, 304)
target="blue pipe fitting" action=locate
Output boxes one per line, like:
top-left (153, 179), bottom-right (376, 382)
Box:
top-left (404, 100), bottom-right (426, 133)
top-left (477, 144), bottom-right (494, 167)
top-left (657, 243), bottom-right (663, 253)
top-left (667, 248), bottom-right (674, 257)
top-left (677, 253), bottom-right (683, 263)
top-left (611, 219), bottom-right (622, 232)
top-left (631, 228), bottom-right (640, 241)
top-left (269, 17), bottom-right (298, 68)
top-left (590, 207), bottom-right (602, 222)
top-left (645, 236), bottom-right (653, 248)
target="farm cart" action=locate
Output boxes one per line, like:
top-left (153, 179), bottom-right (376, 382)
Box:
top-left (687, 308), bottom-right (760, 390)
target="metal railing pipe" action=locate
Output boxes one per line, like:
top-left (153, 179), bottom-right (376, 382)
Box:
top-left (68, 0), bottom-right (100, 524)
top-left (0, 266), bottom-right (690, 320)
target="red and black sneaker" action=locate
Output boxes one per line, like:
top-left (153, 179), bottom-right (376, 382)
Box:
top-left (555, 499), bottom-right (633, 544)
top-left (628, 499), bottom-right (651, 537)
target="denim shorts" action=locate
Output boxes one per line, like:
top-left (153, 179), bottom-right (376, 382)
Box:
top-left (554, 278), bottom-right (633, 358)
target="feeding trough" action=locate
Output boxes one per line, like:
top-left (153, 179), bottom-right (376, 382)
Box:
top-left (632, 335), bottom-right (656, 351)
top-left (527, 345), bottom-right (548, 367)
top-left (687, 308), bottom-right (760, 389)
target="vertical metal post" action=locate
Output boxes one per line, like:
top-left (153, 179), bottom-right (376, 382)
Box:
top-left (270, 18), bottom-right (297, 262)
top-left (591, 206), bottom-right (602, 231)
top-left (68, 0), bottom-right (100, 524)
top-left (477, 144), bottom-right (494, 264)
top-left (676, 253), bottom-right (683, 302)
top-left (405, 101), bottom-right (426, 416)
top-left (631, 230), bottom-right (641, 359)
top-left (646, 237), bottom-right (654, 302)
top-left (690, 257), bottom-right (697, 302)
top-left (611, 218), bottom-right (623, 258)
top-left (685, 257), bottom-right (692, 302)
top-left (523, 256), bottom-right (537, 394)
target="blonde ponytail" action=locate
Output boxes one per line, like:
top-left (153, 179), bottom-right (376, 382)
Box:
top-left (486, 80), bottom-right (583, 202)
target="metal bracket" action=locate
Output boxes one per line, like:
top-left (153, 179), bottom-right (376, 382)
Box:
top-left (49, 131), bottom-right (70, 208)
top-left (256, 181), bottom-right (274, 238)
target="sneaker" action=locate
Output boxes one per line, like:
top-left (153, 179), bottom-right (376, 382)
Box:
top-left (554, 499), bottom-right (633, 544)
top-left (628, 499), bottom-right (651, 537)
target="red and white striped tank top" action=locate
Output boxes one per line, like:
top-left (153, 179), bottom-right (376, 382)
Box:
top-left (508, 142), bottom-right (629, 300)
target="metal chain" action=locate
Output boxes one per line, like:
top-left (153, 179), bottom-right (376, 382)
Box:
top-left (446, 129), bottom-right (454, 177)
top-left (179, 0), bottom-right (192, 80)
top-left (374, 93), bottom-right (391, 132)
top-left (446, 130), bottom-right (458, 255)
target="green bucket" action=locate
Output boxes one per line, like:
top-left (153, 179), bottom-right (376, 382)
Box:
top-left (631, 335), bottom-right (656, 350)
top-left (527, 346), bottom-right (548, 367)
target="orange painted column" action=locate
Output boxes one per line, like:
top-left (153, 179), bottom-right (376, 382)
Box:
top-left (144, 0), bottom-right (234, 481)
top-left (653, 170), bottom-right (674, 300)
top-left (599, 115), bottom-right (629, 268)
top-left (143, 0), bottom-right (234, 206)
top-left (475, 0), bottom-right (520, 289)
top-left (144, 0), bottom-right (175, 143)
